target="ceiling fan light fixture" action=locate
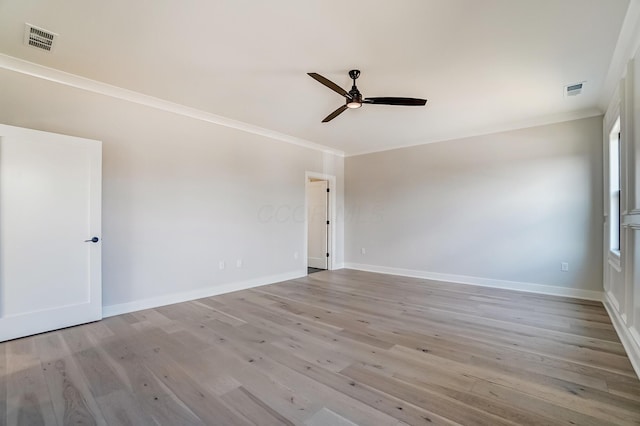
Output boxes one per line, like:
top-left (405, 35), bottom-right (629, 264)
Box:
top-left (308, 70), bottom-right (427, 122)
top-left (346, 90), bottom-right (363, 108)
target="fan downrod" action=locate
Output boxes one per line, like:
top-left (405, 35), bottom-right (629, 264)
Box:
top-left (347, 69), bottom-right (363, 107)
top-left (306, 69), bottom-right (427, 122)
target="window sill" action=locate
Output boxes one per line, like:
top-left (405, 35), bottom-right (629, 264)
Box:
top-left (607, 250), bottom-right (622, 273)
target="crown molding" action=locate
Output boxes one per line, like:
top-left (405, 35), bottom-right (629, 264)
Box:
top-left (0, 54), bottom-right (345, 157)
top-left (346, 108), bottom-right (602, 157)
top-left (0, 51), bottom-right (611, 159)
top-left (599, 0), bottom-right (640, 110)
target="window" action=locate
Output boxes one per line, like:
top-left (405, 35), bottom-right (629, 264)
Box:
top-left (609, 118), bottom-right (621, 253)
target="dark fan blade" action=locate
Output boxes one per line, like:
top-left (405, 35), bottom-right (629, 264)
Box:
top-left (308, 73), bottom-right (352, 99)
top-left (322, 105), bottom-right (349, 123)
top-left (363, 97), bottom-right (427, 106)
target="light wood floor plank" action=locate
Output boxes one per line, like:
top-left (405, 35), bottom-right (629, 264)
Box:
top-left (5, 339), bottom-right (57, 426)
top-left (1, 269), bottom-right (639, 425)
top-left (33, 333), bottom-right (105, 426)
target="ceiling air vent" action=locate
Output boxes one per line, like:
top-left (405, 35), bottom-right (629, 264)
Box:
top-left (565, 82), bottom-right (585, 97)
top-left (24, 23), bottom-right (58, 52)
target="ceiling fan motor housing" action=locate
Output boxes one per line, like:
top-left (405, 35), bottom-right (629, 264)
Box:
top-left (347, 90), bottom-right (363, 107)
top-left (307, 69), bottom-right (427, 121)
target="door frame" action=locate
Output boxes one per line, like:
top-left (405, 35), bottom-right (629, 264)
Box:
top-left (305, 171), bottom-right (336, 271)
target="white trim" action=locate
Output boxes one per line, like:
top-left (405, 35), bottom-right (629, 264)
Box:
top-left (608, 254), bottom-right (623, 272)
top-left (305, 172), bottom-right (337, 271)
top-left (599, 0), bottom-right (640, 111)
top-left (603, 294), bottom-right (640, 379)
top-left (604, 89), bottom-right (621, 136)
top-left (624, 212), bottom-right (640, 228)
top-left (0, 53), bottom-right (609, 158)
top-left (607, 289), bottom-right (622, 312)
top-left (102, 270), bottom-right (305, 318)
top-left (343, 263), bottom-right (604, 301)
top-left (0, 54), bottom-right (345, 157)
top-left (346, 108), bottom-right (602, 157)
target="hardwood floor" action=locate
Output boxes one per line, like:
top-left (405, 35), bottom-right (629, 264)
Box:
top-left (1, 269), bottom-right (639, 425)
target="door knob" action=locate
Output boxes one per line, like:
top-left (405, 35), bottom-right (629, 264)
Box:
top-left (84, 237), bottom-right (99, 243)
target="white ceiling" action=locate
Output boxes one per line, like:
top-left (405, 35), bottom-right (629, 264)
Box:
top-left (0, 0), bottom-right (632, 155)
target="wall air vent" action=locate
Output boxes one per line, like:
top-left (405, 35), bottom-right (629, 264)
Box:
top-left (24, 23), bottom-right (58, 52)
top-left (565, 82), bottom-right (585, 97)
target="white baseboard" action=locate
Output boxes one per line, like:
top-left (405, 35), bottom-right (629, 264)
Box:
top-left (603, 293), bottom-right (640, 379)
top-left (332, 262), bottom-right (345, 270)
top-left (343, 263), bottom-right (604, 301)
top-left (102, 269), bottom-right (306, 318)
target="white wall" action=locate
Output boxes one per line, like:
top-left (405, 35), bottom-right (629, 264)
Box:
top-left (345, 117), bottom-right (604, 298)
top-left (0, 68), bottom-right (344, 315)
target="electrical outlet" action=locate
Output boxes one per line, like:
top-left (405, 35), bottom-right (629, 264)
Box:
top-left (361, 248), bottom-right (366, 255)
top-left (219, 261), bottom-right (225, 270)
top-left (236, 259), bottom-right (242, 268)
top-left (294, 251), bottom-right (299, 260)
top-left (561, 262), bottom-right (569, 272)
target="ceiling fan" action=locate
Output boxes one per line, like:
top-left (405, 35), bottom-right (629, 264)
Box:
top-left (307, 70), bottom-right (427, 123)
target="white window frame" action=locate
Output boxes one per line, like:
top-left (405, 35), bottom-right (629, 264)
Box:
top-left (608, 117), bottom-right (622, 257)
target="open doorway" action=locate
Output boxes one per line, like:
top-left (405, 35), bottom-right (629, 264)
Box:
top-left (305, 172), bottom-right (336, 275)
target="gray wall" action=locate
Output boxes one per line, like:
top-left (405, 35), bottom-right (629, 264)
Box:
top-left (0, 68), bottom-right (344, 311)
top-left (345, 116), bottom-right (604, 292)
top-left (0, 63), bottom-right (605, 306)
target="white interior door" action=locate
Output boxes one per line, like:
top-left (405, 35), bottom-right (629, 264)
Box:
top-left (0, 124), bottom-right (102, 342)
top-left (307, 180), bottom-right (328, 269)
